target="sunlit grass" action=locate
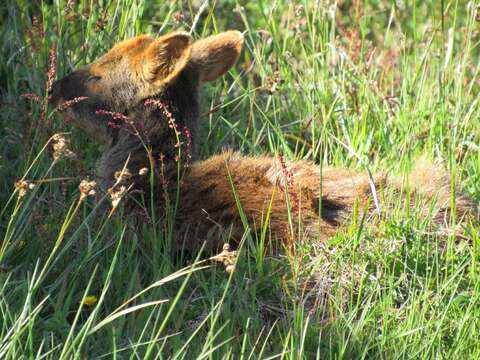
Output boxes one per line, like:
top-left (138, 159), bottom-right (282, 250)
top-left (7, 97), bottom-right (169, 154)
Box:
top-left (0, 0), bottom-right (479, 358)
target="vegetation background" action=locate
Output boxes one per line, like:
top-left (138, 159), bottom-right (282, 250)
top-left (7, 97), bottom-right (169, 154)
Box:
top-left (1, 0), bottom-right (479, 358)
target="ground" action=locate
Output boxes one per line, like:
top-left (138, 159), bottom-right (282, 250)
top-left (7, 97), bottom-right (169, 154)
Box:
top-left (0, 0), bottom-right (479, 358)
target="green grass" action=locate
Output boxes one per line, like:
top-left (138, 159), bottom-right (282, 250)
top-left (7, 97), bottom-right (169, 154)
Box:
top-left (1, 0), bottom-right (480, 358)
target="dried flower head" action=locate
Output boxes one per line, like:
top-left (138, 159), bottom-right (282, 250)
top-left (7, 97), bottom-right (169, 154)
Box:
top-left (173, 11), bottom-right (184, 24)
top-left (51, 133), bottom-right (76, 160)
top-left (295, 5), bottom-right (304, 17)
top-left (264, 70), bottom-right (283, 94)
top-left (95, 17), bottom-right (107, 32)
top-left (78, 179), bottom-right (96, 201)
top-left (114, 168), bottom-right (132, 182)
top-left (108, 185), bottom-right (127, 211)
top-left (64, 0), bottom-right (75, 14)
top-left (15, 180), bottom-right (35, 198)
top-left (210, 244), bottom-right (237, 273)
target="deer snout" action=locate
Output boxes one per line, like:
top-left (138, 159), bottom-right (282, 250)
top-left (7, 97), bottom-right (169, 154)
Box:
top-left (49, 69), bottom-right (90, 108)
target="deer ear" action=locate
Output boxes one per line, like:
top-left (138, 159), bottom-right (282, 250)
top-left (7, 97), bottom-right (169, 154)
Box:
top-left (191, 31), bottom-right (244, 83)
top-left (143, 32), bottom-right (193, 86)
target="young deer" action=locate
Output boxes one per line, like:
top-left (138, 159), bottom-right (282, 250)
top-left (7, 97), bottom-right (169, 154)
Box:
top-left (50, 31), bottom-right (476, 252)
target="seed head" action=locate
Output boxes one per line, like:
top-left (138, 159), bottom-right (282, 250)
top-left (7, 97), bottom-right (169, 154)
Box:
top-left (114, 168), bottom-right (132, 183)
top-left (108, 185), bottom-right (127, 211)
top-left (264, 70), bottom-right (283, 94)
top-left (21, 93), bottom-right (42, 103)
top-left (24, 15), bottom-right (44, 53)
top-left (144, 99), bottom-right (177, 132)
top-left (173, 11), bottom-right (184, 24)
top-left (183, 126), bottom-right (193, 163)
top-left (210, 243), bottom-right (237, 274)
top-left (54, 97), bottom-right (89, 113)
top-left (51, 133), bottom-right (76, 161)
top-left (78, 179), bottom-right (96, 202)
top-left (15, 180), bottom-right (35, 198)
top-left (95, 109), bottom-right (129, 121)
top-left (277, 154), bottom-right (299, 214)
top-left (144, 99), bottom-right (185, 162)
top-left (46, 45), bottom-right (57, 95)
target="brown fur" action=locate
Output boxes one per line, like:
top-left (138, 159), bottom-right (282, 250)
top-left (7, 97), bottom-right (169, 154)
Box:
top-left (50, 31), bottom-right (477, 252)
top-left (176, 153), bottom-right (476, 251)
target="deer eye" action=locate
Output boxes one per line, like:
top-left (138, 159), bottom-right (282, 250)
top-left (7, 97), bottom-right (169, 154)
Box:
top-left (86, 75), bottom-right (102, 83)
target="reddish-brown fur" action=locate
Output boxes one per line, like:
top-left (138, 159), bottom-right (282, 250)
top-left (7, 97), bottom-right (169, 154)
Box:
top-left (50, 31), bottom-right (477, 252)
top-left (177, 152), bottom-right (475, 251)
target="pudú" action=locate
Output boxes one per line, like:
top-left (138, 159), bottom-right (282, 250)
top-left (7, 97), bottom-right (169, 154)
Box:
top-left (50, 31), bottom-right (476, 252)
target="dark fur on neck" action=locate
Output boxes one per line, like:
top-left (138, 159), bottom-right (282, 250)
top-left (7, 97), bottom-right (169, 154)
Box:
top-left (96, 67), bottom-right (201, 207)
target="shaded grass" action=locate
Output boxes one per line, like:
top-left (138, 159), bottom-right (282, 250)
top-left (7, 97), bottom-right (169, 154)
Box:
top-left (1, 0), bottom-right (480, 358)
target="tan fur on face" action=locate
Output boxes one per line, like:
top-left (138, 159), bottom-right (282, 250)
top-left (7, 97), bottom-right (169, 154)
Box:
top-left (67, 31), bottom-right (241, 104)
top-left (88, 33), bottom-right (193, 98)
top-left (50, 30), bottom-right (246, 154)
top-left (89, 35), bottom-right (154, 80)
top-left (86, 36), bottom-right (152, 101)
top-left (92, 35), bottom-right (154, 69)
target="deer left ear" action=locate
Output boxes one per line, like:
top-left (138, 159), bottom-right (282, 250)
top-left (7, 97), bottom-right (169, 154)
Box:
top-left (143, 32), bottom-right (193, 86)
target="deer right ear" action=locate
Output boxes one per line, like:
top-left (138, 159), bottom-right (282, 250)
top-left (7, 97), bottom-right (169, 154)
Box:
top-left (191, 31), bottom-right (244, 83)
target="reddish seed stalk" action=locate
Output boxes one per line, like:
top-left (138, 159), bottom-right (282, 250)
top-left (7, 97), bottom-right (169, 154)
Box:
top-left (21, 42), bottom-right (57, 128)
top-left (95, 109), bottom-right (129, 122)
top-left (144, 99), bottom-right (180, 135)
top-left (158, 152), bottom-right (170, 206)
top-left (145, 99), bottom-right (188, 162)
top-left (278, 154), bottom-right (300, 255)
top-left (41, 43), bottom-right (58, 126)
top-left (278, 154), bottom-right (299, 213)
top-left (55, 97), bottom-right (89, 112)
top-left (25, 15), bottom-right (44, 53)
top-left (32, 16), bottom-right (44, 39)
top-left (47, 45), bottom-right (57, 95)
top-left (183, 126), bottom-right (193, 162)
top-left (20, 93), bottom-right (42, 103)
top-left (277, 152), bottom-right (300, 257)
